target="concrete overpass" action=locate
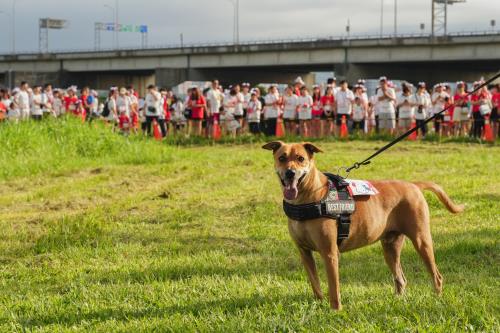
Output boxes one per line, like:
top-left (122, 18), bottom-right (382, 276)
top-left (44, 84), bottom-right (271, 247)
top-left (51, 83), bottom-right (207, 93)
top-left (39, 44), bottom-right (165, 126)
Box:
top-left (1, 32), bottom-right (499, 92)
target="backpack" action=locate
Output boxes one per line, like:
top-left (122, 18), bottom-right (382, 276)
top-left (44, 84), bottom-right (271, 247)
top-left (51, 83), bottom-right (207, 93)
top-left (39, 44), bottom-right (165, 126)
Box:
top-left (101, 100), bottom-right (110, 117)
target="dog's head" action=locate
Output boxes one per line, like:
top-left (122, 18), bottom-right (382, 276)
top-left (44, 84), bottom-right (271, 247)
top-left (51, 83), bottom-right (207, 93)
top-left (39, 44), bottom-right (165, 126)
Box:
top-left (262, 141), bottom-right (323, 200)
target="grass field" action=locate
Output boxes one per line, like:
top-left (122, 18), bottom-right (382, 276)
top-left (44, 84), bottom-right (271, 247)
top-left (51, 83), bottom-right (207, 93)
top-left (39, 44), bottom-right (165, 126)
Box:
top-left (0, 118), bottom-right (498, 332)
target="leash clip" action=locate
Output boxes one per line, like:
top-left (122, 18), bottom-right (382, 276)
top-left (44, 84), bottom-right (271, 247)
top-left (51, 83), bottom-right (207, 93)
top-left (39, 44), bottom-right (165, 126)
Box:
top-left (337, 166), bottom-right (351, 179)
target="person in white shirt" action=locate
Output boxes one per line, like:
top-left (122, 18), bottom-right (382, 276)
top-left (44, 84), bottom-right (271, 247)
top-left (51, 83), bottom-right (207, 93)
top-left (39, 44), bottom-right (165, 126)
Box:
top-left (241, 82), bottom-right (251, 132)
top-left (30, 85), bottom-right (43, 121)
top-left (233, 84), bottom-right (245, 133)
top-left (8, 88), bottom-right (20, 122)
top-left (327, 77), bottom-right (340, 96)
top-left (397, 83), bottom-right (417, 133)
top-left (106, 87), bottom-right (119, 130)
top-left (282, 86), bottom-right (299, 135)
top-left (415, 82), bottom-right (431, 138)
top-left (431, 83), bottom-right (450, 136)
top-left (18, 81), bottom-right (31, 120)
top-left (41, 84), bottom-right (54, 117)
top-left (247, 89), bottom-right (262, 134)
top-left (52, 89), bottom-right (63, 117)
top-left (335, 80), bottom-right (354, 136)
top-left (298, 86), bottom-right (313, 137)
top-left (263, 85), bottom-right (280, 136)
top-left (144, 84), bottom-right (162, 136)
top-left (376, 76), bottom-right (397, 134)
top-left (352, 96), bottom-right (366, 134)
top-left (222, 87), bottom-right (240, 137)
top-left (206, 79), bottom-right (224, 137)
top-left (170, 95), bottom-right (186, 135)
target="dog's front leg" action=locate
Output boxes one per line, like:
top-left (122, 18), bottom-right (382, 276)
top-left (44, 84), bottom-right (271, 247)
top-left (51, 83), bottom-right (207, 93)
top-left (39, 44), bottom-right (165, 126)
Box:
top-left (298, 248), bottom-right (323, 300)
top-left (321, 249), bottom-right (342, 310)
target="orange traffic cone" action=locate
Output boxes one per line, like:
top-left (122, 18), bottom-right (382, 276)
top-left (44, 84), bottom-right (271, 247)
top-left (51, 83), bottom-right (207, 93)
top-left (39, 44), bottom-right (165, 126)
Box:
top-left (81, 109), bottom-right (86, 123)
top-left (153, 120), bottom-right (162, 141)
top-left (408, 119), bottom-right (417, 141)
top-left (213, 120), bottom-right (222, 140)
top-left (483, 117), bottom-right (494, 142)
top-left (276, 118), bottom-right (284, 138)
top-left (340, 115), bottom-right (348, 139)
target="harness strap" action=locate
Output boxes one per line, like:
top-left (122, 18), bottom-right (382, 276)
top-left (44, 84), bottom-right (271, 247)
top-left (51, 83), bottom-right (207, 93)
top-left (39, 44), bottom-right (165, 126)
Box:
top-left (282, 173), bottom-right (354, 246)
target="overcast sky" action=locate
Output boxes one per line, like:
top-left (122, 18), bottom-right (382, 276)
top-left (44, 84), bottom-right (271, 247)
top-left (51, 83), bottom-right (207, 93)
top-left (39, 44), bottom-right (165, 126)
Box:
top-left (0, 0), bottom-right (498, 53)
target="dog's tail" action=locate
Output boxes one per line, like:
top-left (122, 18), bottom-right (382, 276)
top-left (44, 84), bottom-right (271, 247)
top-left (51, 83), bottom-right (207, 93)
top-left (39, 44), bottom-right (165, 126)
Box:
top-left (413, 182), bottom-right (464, 214)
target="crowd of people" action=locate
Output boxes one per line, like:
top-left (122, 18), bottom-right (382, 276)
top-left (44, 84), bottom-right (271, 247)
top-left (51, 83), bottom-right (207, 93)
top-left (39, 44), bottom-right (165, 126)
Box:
top-left (0, 76), bottom-right (498, 141)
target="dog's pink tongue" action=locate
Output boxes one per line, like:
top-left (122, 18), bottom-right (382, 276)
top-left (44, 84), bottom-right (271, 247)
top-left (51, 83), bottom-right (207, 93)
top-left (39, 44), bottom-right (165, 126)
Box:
top-left (283, 183), bottom-right (298, 200)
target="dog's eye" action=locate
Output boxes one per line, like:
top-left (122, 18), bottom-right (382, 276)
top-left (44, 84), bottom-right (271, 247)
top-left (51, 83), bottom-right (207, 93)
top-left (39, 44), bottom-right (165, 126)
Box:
top-left (278, 156), bottom-right (287, 163)
top-left (297, 156), bottom-right (305, 163)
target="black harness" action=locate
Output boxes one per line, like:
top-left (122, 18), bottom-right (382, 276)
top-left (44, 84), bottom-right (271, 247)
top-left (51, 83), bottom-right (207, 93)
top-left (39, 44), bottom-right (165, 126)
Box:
top-left (283, 173), bottom-right (355, 245)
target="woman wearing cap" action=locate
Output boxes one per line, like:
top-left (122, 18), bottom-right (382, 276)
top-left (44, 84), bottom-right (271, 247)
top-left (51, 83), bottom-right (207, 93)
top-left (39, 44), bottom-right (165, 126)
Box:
top-left (320, 86), bottom-right (335, 136)
top-left (144, 85), bottom-right (162, 136)
top-left (397, 84), bottom-right (416, 134)
top-left (470, 82), bottom-right (492, 138)
top-left (415, 82), bottom-right (431, 138)
top-left (431, 84), bottom-right (449, 137)
top-left (187, 87), bottom-right (206, 137)
top-left (263, 85), bottom-right (280, 136)
top-left (453, 82), bottom-right (470, 137)
top-left (222, 86), bottom-right (240, 138)
top-left (311, 85), bottom-right (323, 137)
top-left (297, 86), bottom-right (313, 137)
top-left (283, 86), bottom-right (299, 135)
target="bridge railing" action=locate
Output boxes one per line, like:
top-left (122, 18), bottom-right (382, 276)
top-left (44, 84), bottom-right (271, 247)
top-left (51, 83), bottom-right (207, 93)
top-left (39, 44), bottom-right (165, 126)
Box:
top-left (2, 29), bottom-right (500, 56)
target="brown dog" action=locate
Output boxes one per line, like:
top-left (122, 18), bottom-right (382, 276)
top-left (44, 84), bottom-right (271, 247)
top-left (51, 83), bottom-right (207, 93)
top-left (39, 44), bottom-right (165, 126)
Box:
top-left (263, 141), bottom-right (464, 310)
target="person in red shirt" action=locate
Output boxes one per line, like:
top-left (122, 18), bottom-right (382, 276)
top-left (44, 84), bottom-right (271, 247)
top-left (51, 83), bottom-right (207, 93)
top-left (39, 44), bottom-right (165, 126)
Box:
top-left (64, 87), bottom-right (79, 115)
top-left (187, 87), bottom-right (206, 136)
top-left (118, 110), bottom-right (131, 136)
top-left (80, 86), bottom-right (91, 121)
top-left (453, 82), bottom-right (470, 137)
top-left (470, 82), bottom-right (492, 138)
top-left (321, 86), bottom-right (335, 136)
top-left (311, 85), bottom-right (323, 138)
top-left (491, 84), bottom-right (500, 139)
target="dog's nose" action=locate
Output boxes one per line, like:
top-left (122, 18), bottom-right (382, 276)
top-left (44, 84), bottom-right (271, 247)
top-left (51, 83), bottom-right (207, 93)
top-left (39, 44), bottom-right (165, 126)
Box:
top-left (285, 169), bottom-right (296, 180)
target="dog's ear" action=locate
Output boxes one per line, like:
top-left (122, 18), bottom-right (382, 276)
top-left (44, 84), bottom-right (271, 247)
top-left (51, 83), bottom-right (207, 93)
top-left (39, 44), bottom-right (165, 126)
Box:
top-left (262, 141), bottom-right (284, 153)
top-left (303, 142), bottom-right (323, 157)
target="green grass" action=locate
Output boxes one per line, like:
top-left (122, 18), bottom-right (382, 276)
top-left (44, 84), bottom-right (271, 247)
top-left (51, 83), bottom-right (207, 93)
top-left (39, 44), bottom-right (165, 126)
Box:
top-left (0, 118), bottom-right (498, 332)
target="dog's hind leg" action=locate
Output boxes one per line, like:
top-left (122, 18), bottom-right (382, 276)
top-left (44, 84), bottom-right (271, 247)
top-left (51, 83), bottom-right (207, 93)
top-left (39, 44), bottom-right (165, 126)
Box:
top-left (298, 248), bottom-right (323, 300)
top-left (381, 233), bottom-right (407, 295)
top-left (410, 231), bottom-right (443, 295)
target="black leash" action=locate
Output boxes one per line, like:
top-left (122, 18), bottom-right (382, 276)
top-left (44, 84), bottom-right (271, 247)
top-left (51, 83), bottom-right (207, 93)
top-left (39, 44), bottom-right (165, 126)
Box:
top-left (345, 71), bottom-right (500, 174)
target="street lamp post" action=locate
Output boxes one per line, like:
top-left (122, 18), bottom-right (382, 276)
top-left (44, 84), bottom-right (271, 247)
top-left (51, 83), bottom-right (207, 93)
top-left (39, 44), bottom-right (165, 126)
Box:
top-left (226, 0), bottom-right (239, 45)
top-left (104, 3), bottom-right (117, 49)
top-left (380, 0), bottom-right (384, 37)
top-left (394, 0), bottom-right (397, 36)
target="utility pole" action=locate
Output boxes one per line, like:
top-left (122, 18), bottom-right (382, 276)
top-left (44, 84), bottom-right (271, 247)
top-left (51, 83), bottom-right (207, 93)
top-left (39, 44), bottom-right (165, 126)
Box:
top-left (115, 0), bottom-right (119, 49)
top-left (380, 0), bottom-right (384, 37)
top-left (394, 0), bottom-right (397, 36)
top-left (12, 0), bottom-right (15, 54)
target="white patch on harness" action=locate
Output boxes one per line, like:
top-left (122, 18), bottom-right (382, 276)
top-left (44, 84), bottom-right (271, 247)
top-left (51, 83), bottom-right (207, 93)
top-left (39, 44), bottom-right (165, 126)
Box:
top-left (345, 179), bottom-right (379, 196)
